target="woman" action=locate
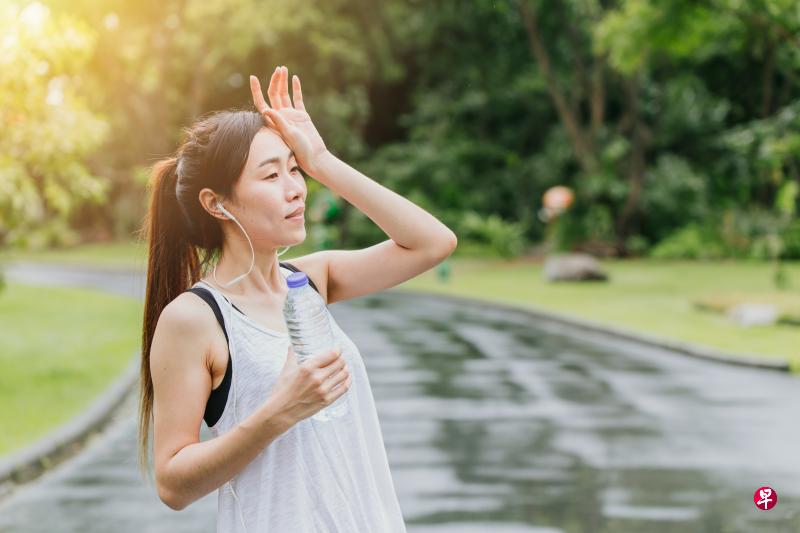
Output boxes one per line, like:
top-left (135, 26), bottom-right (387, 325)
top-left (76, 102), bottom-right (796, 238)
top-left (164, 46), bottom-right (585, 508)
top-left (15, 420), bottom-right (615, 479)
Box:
top-left (138, 65), bottom-right (457, 532)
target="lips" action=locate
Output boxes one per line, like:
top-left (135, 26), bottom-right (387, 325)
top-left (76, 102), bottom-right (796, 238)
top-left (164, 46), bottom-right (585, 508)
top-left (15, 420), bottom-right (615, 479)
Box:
top-left (286, 205), bottom-right (305, 218)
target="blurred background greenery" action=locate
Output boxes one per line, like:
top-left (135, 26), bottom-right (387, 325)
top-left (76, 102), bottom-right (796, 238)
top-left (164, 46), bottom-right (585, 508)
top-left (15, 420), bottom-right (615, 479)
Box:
top-left (2, 0), bottom-right (799, 262)
top-left (1, 0), bottom-right (800, 471)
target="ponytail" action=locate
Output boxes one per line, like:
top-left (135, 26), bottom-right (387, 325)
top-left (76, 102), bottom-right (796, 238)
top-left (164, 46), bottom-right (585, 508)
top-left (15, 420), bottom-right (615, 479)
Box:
top-left (137, 156), bottom-right (200, 482)
top-left (134, 109), bottom-right (265, 483)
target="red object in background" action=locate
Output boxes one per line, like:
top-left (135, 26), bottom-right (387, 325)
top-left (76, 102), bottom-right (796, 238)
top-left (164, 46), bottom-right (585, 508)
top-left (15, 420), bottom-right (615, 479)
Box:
top-left (753, 486), bottom-right (778, 510)
top-left (543, 185), bottom-right (574, 211)
top-left (539, 185), bottom-right (575, 222)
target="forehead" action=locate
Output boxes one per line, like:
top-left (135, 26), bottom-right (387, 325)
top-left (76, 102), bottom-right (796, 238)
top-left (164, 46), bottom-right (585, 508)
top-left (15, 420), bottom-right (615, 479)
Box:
top-left (244, 127), bottom-right (294, 172)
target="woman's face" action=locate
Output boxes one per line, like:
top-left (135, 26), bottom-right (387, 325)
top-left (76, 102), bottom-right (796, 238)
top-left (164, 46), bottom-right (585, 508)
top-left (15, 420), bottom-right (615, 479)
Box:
top-left (228, 127), bottom-right (308, 248)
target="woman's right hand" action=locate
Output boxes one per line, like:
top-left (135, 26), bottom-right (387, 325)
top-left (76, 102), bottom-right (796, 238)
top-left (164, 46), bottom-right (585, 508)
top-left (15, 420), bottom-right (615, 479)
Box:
top-left (269, 345), bottom-right (351, 425)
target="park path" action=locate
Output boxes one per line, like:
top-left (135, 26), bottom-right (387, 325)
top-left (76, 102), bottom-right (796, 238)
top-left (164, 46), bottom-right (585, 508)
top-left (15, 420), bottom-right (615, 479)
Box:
top-left (1, 262), bottom-right (799, 532)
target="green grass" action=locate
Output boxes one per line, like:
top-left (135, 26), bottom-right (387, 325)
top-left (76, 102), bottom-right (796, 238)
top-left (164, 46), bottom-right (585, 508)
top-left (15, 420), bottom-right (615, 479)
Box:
top-left (0, 238), bottom-right (323, 271)
top-left (0, 283), bottom-right (142, 456)
top-left (2, 240), bottom-right (149, 270)
top-left (397, 257), bottom-right (800, 370)
top-left (3, 241), bottom-right (798, 371)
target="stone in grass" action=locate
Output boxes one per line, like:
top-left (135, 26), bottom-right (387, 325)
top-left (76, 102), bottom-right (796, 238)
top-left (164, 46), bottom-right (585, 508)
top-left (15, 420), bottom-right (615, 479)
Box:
top-left (543, 253), bottom-right (608, 282)
top-left (727, 303), bottom-right (779, 327)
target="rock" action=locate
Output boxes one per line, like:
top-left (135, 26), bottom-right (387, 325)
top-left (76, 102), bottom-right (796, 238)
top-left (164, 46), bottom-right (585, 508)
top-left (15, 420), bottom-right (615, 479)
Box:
top-left (543, 253), bottom-right (608, 282)
top-left (727, 303), bottom-right (779, 327)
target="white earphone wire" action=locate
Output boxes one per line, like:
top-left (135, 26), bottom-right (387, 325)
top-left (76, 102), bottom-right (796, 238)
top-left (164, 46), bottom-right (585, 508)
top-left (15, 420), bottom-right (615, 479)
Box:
top-left (210, 202), bottom-right (293, 532)
top-left (213, 202), bottom-right (290, 288)
top-left (220, 286), bottom-right (249, 533)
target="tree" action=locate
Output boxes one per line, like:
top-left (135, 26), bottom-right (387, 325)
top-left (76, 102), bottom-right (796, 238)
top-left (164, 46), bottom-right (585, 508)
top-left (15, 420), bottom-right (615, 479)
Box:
top-left (0, 2), bottom-right (109, 249)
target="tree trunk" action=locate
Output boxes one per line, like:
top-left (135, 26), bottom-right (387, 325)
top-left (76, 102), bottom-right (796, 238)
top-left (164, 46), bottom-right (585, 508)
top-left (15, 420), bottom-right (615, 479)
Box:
top-left (616, 75), bottom-right (647, 252)
top-left (761, 39), bottom-right (776, 117)
top-left (517, 0), bottom-right (598, 173)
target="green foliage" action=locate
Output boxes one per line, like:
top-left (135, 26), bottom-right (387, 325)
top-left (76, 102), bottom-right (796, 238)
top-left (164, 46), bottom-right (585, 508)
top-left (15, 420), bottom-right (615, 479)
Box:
top-left (595, 0), bottom-right (738, 75)
top-left (0, 2), bottom-right (109, 249)
top-left (650, 223), bottom-right (727, 260)
top-left (456, 211), bottom-right (527, 259)
top-left (641, 154), bottom-right (709, 243)
top-left (5, 0), bottom-right (800, 257)
top-left (780, 219), bottom-right (800, 259)
top-left (650, 208), bottom-right (798, 261)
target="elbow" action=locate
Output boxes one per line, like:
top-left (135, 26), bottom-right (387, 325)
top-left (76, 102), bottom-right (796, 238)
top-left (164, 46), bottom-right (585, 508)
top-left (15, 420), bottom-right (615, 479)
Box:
top-left (435, 230), bottom-right (458, 259)
top-left (159, 487), bottom-right (188, 511)
top-left (446, 231), bottom-right (458, 253)
top-left (415, 230), bottom-right (457, 264)
top-left (157, 475), bottom-right (188, 511)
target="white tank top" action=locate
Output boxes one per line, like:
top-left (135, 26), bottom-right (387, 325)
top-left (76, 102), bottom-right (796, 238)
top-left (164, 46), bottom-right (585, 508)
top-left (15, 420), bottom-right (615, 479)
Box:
top-left (192, 268), bottom-right (407, 533)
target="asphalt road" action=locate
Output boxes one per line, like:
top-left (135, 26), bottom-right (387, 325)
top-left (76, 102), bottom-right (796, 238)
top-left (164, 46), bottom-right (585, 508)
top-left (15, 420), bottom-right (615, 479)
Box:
top-left (1, 262), bottom-right (798, 532)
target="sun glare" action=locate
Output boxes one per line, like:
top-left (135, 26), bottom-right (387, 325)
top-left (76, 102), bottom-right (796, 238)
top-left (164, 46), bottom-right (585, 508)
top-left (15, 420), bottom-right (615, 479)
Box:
top-left (19, 2), bottom-right (50, 31)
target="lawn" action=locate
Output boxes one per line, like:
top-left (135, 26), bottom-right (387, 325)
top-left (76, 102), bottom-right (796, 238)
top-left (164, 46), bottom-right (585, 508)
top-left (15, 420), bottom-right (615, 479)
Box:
top-left (3, 240), bottom-right (798, 371)
top-left (2, 240), bottom-right (150, 270)
top-left (398, 257), bottom-right (800, 370)
top-left (0, 282), bottom-right (142, 456)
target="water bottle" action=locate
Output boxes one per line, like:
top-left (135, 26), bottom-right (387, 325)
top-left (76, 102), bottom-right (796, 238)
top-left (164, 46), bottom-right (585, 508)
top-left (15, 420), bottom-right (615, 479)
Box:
top-left (282, 272), bottom-right (349, 422)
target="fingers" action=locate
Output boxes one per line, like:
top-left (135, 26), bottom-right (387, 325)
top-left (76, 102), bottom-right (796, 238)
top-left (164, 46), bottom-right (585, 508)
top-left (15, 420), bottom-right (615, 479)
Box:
top-left (325, 373), bottom-right (352, 403)
top-left (279, 66), bottom-right (293, 108)
top-left (263, 107), bottom-right (291, 133)
top-left (322, 354), bottom-right (348, 382)
top-left (267, 66), bottom-right (282, 109)
top-left (250, 75), bottom-right (269, 114)
top-left (326, 368), bottom-right (351, 394)
top-left (310, 346), bottom-right (343, 368)
top-left (250, 75), bottom-right (277, 128)
top-left (292, 75), bottom-right (306, 111)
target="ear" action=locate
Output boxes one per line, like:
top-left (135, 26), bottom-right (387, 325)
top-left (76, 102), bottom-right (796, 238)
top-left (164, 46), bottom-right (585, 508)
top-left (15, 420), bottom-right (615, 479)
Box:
top-left (198, 188), bottom-right (228, 220)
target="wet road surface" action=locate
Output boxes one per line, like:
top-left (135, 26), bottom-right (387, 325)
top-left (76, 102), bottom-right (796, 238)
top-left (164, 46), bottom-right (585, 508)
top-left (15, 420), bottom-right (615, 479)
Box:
top-left (1, 262), bottom-right (798, 532)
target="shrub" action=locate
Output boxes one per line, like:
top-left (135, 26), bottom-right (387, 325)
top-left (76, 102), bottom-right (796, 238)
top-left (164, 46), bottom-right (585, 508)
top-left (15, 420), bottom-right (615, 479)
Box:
top-left (458, 210), bottom-right (527, 258)
top-left (650, 223), bottom-right (727, 259)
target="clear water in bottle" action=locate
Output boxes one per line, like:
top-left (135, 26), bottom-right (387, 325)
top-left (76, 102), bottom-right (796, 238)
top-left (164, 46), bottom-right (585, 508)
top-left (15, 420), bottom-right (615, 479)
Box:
top-left (282, 271), bottom-right (349, 422)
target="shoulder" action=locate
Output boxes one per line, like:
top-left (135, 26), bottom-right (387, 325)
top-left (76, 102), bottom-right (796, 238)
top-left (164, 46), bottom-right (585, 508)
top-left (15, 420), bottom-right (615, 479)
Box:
top-left (150, 291), bottom-right (220, 373)
top-left (282, 252), bottom-right (330, 304)
top-left (156, 291), bottom-right (218, 337)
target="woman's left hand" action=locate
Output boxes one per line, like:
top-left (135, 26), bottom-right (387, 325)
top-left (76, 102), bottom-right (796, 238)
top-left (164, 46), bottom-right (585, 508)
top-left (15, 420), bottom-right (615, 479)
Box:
top-left (250, 66), bottom-right (329, 176)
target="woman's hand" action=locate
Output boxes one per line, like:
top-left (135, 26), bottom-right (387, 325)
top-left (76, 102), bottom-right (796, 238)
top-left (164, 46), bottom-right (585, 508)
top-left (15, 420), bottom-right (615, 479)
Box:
top-left (250, 66), bottom-right (329, 176)
top-left (268, 344), bottom-right (351, 426)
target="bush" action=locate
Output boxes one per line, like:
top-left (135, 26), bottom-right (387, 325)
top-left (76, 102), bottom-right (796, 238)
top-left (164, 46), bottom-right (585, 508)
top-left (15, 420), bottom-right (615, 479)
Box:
top-left (457, 210), bottom-right (527, 258)
top-left (651, 210), bottom-right (798, 260)
top-left (650, 223), bottom-right (727, 259)
top-left (780, 219), bottom-right (800, 259)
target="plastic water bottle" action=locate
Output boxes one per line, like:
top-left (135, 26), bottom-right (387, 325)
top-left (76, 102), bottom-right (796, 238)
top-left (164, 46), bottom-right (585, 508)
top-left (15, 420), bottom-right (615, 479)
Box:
top-left (282, 272), bottom-right (349, 422)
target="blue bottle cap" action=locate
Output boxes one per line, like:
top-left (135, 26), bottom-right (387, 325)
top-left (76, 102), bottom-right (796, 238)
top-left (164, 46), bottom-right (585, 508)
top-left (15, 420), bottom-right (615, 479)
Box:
top-left (286, 272), bottom-right (309, 288)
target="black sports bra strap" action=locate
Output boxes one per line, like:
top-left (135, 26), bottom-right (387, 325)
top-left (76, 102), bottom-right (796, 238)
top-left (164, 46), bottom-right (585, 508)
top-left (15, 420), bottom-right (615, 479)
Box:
top-left (187, 286), bottom-right (232, 427)
top-left (187, 287), bottom-right (228, 343)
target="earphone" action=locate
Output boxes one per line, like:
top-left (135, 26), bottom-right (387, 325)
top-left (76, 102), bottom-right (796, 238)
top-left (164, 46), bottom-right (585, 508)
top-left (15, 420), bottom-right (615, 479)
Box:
top-left (218, 286), bottom-right (249, 532)
top-left (211, 201), bottom-right (290, 532)
top-left (213, 200), bottom-right (290, 288)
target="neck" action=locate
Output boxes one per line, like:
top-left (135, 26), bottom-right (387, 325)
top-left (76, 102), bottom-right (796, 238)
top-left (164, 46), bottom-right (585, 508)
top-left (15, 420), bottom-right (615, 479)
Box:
top-left (207, 242), bottom-right (288, 297)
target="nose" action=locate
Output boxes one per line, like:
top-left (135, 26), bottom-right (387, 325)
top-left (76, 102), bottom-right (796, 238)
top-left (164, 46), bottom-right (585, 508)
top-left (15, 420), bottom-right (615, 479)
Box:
top-left (285, 171), bottom-right (305, 200)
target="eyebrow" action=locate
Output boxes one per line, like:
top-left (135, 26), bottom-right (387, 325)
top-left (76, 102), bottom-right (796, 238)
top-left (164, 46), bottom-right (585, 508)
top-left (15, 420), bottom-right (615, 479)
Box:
top-left (257, 151), bottom-right (295, 168)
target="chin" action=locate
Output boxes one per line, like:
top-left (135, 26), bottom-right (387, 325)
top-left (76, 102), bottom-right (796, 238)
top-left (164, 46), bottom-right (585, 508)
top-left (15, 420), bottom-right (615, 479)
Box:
top-left (291, 232), bottom-right (307, 246)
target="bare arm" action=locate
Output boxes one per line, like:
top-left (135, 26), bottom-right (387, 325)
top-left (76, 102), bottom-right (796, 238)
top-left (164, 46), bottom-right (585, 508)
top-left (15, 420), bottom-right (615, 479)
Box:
top-left (281, 150), bottom-right (458, 304)
top-left (150, 296), bottom-right (291, 510)
top-left (150, 293), bottom-right (350, 510)
top-left (158, 398), bottom-right (291, 510)
top-left (251, 68), bottom-right (457, 306)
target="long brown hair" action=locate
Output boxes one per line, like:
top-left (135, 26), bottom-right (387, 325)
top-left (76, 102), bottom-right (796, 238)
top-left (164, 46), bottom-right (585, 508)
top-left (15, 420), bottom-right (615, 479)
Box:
top-left (136, 109), bottom-right (264, 482)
